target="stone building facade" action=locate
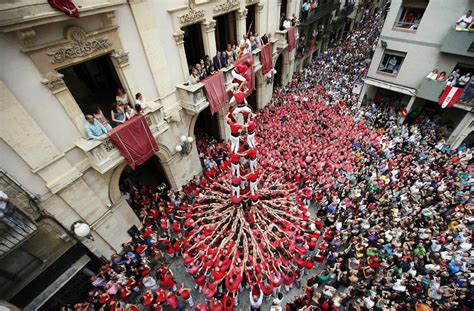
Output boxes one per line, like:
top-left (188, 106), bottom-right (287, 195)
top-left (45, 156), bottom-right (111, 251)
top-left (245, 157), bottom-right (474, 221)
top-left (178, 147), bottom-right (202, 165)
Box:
top-left (360, 0), bottom-right (474, 148)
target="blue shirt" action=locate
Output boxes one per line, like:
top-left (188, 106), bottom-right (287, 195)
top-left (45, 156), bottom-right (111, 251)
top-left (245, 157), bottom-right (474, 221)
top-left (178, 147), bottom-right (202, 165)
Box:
top-left (85, 119), bottom-right (108, 140)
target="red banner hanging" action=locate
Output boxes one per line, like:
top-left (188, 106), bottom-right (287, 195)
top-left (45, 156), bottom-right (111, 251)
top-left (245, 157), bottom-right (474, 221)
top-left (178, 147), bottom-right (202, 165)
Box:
top-left (438, 86), bottom-right (463, 109)
top-left (202, 71), bottom-right (229, 114)
top-left (48, 0), bottom-right (80, 18)
top-left (260, 43), bottom-right (273, 76)
top-left (287, 26), bottom-right (296, 52)
top-left (108, 115), bottom-right (159, 170)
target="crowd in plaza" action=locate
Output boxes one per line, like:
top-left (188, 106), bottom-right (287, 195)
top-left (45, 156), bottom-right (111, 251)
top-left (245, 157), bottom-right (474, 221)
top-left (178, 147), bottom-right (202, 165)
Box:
top-left (66, 8), bottom-right (473, 311)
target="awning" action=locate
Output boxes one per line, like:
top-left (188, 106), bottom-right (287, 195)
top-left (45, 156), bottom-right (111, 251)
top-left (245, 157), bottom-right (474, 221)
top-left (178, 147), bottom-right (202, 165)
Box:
top-left (416, 78), bottom-right (445, 102)
top-left (440, 28), bottom-right (474, 58)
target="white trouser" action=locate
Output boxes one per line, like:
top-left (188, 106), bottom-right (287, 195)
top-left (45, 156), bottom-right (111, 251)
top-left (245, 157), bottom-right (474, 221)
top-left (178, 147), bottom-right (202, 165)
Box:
top-left (232, 185), bottom-right (241, 197)
top-left (230, 135), bottom-right (240, 153)
top-left (231, 70), bottom-right (246, 83)
top-left (187, 296), bottom-right (194, 307)
top-left (231, 163), bottom-right (240, 176)
top-left (232, 105), bottom-right (252, 124)
top-left (249, 158), bottom-right (257, 172)
top-left (250, 180), bottom-right (258, 195)
top-left (247, 132), bottom-right (256, 148)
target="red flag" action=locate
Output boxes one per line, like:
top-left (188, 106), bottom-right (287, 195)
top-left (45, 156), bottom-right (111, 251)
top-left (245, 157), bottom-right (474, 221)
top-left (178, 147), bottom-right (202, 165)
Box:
top-left (438, 86), bottom-right (463, 108)
top-left (48, 0), bottom-right (80, 18)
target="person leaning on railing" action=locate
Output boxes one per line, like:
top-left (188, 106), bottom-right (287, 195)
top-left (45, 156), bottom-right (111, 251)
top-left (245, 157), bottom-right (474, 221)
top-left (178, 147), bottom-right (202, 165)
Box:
top-left (456, 10), bottom-right (472, 31)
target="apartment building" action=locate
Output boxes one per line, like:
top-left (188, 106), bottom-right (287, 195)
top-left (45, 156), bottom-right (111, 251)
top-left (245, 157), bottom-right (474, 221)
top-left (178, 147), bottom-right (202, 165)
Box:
top-left (360, 0), bottom-right (474, 148)
top-left (0, 0), bottom-right (306, 308)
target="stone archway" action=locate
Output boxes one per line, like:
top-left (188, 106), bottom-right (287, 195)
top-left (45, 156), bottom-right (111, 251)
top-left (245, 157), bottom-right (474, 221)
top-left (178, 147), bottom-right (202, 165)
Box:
top-left (108, 144), bottom-right (173, 203)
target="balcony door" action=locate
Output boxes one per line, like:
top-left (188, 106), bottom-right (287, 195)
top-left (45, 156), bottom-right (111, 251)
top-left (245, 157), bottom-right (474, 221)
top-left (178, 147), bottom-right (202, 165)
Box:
top-left (183, 22), bottom-right (205, 71)
top-left (59, 54), bottom-right (123, 121)
top-left (215, 11), bottom-right (237, 53)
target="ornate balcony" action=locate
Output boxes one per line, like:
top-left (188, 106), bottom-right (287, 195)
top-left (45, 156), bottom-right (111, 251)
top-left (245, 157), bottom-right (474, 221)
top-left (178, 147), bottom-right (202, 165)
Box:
top-left (275, 30), bottom-right (288, 50)
top-left (176, 82), bottom-right (209, 115)
top-left (75, 103), bottom-right (168, 174)
top-left (252, 48), bottom-right (262, 72)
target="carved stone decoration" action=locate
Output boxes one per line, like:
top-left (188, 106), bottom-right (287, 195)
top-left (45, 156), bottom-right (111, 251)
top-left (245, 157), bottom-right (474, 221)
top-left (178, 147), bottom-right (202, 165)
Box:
top-left (203, 20), bottom-right (217, 32)
top-left (46, 27), bottom-right (112, 64)
top-left (257, 3), bottom-right (264, 12)
top-left (246, 0), bottom-right (260, 5)
top-left (177, 8), bottom-right (205, 25)
top-left (103, 138), bottom-right (116, 152)
top-left (214, 0), bottom-right (240, 14)
top-left (41, 71), bottom-right (66, 93)
top-left (111, 49), bottom-right (129, 66)
top-left (173, 31), bottom-right (185, 45)
top-left (16, 28), bottom-right (36, 47)
top-left (101, 11), bottom-right (116, 27)
top-left (237, 8), bottom-right (248, 20)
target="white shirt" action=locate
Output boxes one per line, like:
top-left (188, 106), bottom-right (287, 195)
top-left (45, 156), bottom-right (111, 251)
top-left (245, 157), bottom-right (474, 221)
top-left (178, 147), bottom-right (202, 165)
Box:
top-left (136, 97), bottom-right (148, 110)
top-left (457, 15), bottom-right (473, 29)
top-left (283, 20), bottom-right (291, 29)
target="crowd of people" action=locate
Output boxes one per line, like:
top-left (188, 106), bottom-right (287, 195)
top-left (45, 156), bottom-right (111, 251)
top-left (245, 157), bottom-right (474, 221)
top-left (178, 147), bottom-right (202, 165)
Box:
top-left (188, 32), bottom-right (273, 86)
top-left (84, 89), bottom-right (149, 140)
top-left (426, 68), bottom-right (471, 88)
top-left (66, 8), bottom-right (473, 311)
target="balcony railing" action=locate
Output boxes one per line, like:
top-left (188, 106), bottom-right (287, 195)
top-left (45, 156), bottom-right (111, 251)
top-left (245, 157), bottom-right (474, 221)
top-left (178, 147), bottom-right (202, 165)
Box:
top-left (178, 50), bottom-right (265, 114)
top-left (440, 27), bottom-right (474, 58)
top-left (75, 104), bottom-right (168, 174)
top-left (275, 29), bottom-right (288, 50)
top-left (417, 78), bottom-right (474, 110)
top-left (300, 0), bottom-right (340, 25)
top-left (0, 171), bottom-right (39, 258)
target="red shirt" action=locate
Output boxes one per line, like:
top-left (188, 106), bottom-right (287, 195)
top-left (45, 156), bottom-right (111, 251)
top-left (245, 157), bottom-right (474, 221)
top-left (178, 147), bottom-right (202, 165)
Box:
top-left (229, 122), bottom-right (243, 135)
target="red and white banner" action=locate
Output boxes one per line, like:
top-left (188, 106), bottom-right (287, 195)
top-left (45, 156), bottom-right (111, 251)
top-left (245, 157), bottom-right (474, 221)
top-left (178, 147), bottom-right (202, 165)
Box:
top-left (438, 86), bottom-right (463, 108)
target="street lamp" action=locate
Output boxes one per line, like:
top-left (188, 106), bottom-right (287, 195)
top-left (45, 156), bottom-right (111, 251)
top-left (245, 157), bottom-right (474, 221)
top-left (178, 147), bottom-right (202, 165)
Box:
top-left (71, 221), bottom-right (94, 240)
top-left (175, 135), bottom-right (194, 155)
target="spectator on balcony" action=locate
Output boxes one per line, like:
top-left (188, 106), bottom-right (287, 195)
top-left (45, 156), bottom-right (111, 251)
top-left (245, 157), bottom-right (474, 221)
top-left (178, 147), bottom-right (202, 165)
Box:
top-left (426, 69), bottom-right (438, 80)
top-left (189, 67), bottom-right (200, 85)
top-left (111, 103), bottom-right (126, 126)
top-left (225, 44), bottom-right (236, 63)
top-left (261, 33), bottom-right (269, 45)
top-left (208, 65), bottom-right (218, 76)
top-left (85, 115), bottom-right (108, 140)
top-left (213, 51), bottom-right (225, 70)
top-left (134, 104), bottom-right (144, 116)
top-left (116, 88), bottom-right (131, 109)
top-left (279, 12), bottom-right (286, 30)
top-left (436, 71), bottom-right (447, 82)
top-left (93, 105), bottom-right (112, 131)
top-left (283, 17), bottom-right (292, 30)
top-left (451, 68), bottom-right (461, 85)
top-left (302, 1), bottom-right (310, 22)
top-left (456, 10), bottom-right (472, 30)
top-left (239, 34), bottom-right (252, 56)
top-left (196, 63), bottom-right (207, 80)
top-left (446, 75), bottom-right (455, 86)
top-left (457, 73), bottom-right (471, 88)
top-left (124, 105), bottom-right (136, 120)
top-left (135, 93), bottom-right (149, 111)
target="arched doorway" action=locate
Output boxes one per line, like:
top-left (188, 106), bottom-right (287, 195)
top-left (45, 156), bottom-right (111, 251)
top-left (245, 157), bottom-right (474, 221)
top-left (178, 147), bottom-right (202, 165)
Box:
top-left (119, 155), bottom-right (170, 202)
top-left (246, 88), bottom-right (258, 110)
top-left (194, 107), bottom-right (221, 141)
top-left (274, 55), bottom-right (283, 87)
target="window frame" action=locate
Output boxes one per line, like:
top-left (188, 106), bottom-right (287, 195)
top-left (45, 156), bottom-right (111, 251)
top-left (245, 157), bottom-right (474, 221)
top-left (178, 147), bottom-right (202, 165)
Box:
top-left (377, 50), bottom-right (407, 76)
top-left (393, 0), bottom-right (429, 32)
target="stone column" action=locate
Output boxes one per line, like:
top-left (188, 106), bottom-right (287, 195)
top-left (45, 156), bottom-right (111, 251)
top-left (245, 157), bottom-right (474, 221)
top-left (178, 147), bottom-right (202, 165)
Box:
top-left (277, 0), bottom-right (283, 30)
top-left (128, 0), bottom-right (175, 103)
top-left (216, 108), bottom-right (230, 140)
top-left (256, 3), bottom-right (265, 35)
top-left (236, 8), bottom-right (248, 40)
top-left (398, 95), bottom-right (416, 124)
top-left (201, 20), bottom-right (217, 58)
top-left (41, 71), bottom-right (87, 137)
top-left (173, 30), bottom-right (190, 79)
